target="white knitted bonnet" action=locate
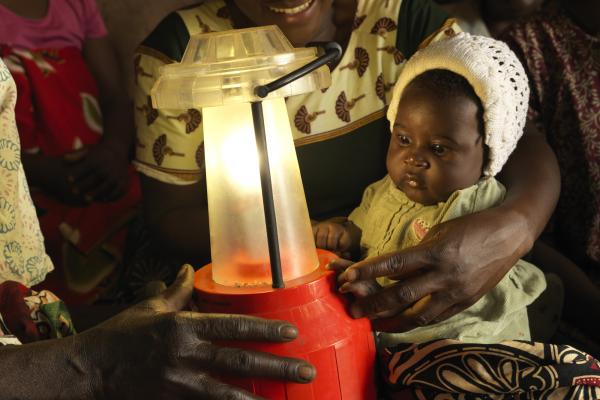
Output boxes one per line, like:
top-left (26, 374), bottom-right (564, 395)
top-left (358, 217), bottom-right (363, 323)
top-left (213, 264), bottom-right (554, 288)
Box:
top-left (386, 32), bottom-right (530, 177)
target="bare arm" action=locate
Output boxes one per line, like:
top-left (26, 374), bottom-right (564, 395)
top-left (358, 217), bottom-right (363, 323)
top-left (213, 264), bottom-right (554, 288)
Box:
top-left (66, 36), bottom-right (134, 202)
top-left (141, 175), bottom-right (211, 265)
top-left (496, 121), bottom-right (561, 254)
top-left (83, 36), bottom-right (134, 157)
top-left (0, 336), bottom-right (93, 399)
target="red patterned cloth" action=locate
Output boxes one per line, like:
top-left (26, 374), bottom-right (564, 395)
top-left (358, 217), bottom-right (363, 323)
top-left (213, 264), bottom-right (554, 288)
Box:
top-left (0, 281), bottom-right (75, 345)
top-left (502, 10), bottom-right (600, 267)
top-left (1, 45), bottom-right (140, 304)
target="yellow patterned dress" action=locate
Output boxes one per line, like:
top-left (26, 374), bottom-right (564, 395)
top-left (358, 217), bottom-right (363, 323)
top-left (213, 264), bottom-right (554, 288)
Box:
top-left (133, 0), bottom-right (459, 219)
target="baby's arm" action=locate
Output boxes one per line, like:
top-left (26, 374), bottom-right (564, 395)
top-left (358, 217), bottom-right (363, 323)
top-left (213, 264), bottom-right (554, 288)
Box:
top-left (312, 217), bottom-right (362, 259)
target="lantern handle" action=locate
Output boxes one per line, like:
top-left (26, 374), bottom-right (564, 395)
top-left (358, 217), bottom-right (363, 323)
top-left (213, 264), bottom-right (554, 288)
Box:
top-left (254, 42), bottom-right (342, 98)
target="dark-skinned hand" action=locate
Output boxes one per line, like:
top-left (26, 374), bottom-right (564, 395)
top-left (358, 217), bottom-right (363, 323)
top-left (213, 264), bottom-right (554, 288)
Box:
top-left (72, 264), bottom-right (316, 399)
top-left (25, 154), bottom-right (87, 206)
top-left (66, 141), bottom-right (130, 203)
top-left (312, 221), bottom-right (353, 258)
top-left (331, 207), bottom-right (528, 333)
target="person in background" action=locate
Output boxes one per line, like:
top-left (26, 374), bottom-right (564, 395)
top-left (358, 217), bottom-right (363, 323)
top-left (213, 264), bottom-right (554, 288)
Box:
top-left (0, 0), bottom-right (140, 304)
top-left (502, 0), bottom-right (600, 342)
top-left (0, 58), bottom-right (316, 398)
top-left (435, 0), bottom-right (545, 37)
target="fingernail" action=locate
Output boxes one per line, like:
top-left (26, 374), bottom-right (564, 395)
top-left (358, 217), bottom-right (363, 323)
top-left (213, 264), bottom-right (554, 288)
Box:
top-left (177, 264), bottom-right (191, 279)
top-left (279, 324), bottom-right (298, 340)
top-left (298, 365), bottom-right (315, 382)
top-left (350, 304), bottom-right (364, 318)
top-left (345, 269), bottom-right (358, 282)
top-left (325, 262), bottom-right (332, 270)
top-left (338, 283), bottom-right (350, 293)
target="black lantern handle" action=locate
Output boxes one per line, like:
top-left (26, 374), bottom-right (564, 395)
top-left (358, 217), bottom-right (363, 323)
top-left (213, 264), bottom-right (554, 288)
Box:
top-left (252, 42), bottom-right (341, 289)
top-left (254, 42), bottom-right (342, 98)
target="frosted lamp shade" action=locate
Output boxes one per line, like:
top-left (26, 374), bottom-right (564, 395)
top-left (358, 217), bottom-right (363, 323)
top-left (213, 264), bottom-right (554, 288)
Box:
top-left (151, 25), bottom-right (331, 109)
top-left (204, 98), bottom-right (319, 286)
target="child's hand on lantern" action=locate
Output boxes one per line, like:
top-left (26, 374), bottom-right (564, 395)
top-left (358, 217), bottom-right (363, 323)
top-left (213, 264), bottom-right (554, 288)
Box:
top-left (312, 220), bottom-right (355, 258)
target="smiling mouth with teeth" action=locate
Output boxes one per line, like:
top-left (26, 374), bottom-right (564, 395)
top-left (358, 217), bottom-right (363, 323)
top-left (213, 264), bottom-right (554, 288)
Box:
top-left (268, 0), bottom-right (314, 14)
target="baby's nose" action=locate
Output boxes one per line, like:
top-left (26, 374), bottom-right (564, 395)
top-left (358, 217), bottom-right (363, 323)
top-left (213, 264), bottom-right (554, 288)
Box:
top-left (404, 153), bottom-right (429, 168)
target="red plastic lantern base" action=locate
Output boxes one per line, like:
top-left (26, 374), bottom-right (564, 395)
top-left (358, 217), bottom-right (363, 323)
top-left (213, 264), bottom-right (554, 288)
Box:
top-left (194, 249), bottom-right (377, 399)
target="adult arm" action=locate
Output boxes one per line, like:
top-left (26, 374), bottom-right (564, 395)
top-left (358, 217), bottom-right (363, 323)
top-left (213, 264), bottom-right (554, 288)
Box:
top-left (141, 175), bottom-right (212, 265)
top-left (68, 36), bottom-right (134, 202)
top-left (335, 122), bottom-right (560, 332)
top-left (0, 265), bottom-right (314, 399)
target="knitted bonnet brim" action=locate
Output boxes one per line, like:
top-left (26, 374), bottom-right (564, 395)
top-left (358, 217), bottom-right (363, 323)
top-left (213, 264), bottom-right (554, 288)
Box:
top-left (386, 32), bottom-right (530, 177)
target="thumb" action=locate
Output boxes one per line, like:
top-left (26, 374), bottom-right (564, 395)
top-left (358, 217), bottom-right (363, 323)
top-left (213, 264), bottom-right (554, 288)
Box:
top-left (157, 264), bottom-right (195, 312)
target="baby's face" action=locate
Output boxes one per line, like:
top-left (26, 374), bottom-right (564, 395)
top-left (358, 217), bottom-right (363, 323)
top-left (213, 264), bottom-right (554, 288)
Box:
top-left (387, 83), bottom-right (485, 205)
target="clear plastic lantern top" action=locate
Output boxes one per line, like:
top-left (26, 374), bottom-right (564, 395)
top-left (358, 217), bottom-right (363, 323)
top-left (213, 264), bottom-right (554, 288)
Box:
top-left (151, 26), bottom-right (326, 287)
top-left (151, 25), bottom-right (331, 109)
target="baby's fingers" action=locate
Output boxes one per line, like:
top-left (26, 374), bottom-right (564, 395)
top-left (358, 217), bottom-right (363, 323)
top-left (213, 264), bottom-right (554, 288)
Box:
top-left (313, 225), bottom-right (329, 249)
top-left (339, 279), bottom-right (381, 298)
top-left (327, 258), bottom-right (354, 273)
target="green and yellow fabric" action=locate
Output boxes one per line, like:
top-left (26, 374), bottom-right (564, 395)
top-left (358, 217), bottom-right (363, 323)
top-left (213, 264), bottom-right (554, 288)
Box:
top-left (133, 0), bottom-right (458, 218)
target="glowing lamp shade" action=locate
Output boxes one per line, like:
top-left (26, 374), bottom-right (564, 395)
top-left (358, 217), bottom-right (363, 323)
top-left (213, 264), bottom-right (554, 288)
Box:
top-left (203, 99), bottom-right (318, 286)
top-left (151, 25), bottom-right (331, 287)
top-left (151, 26), bottom-right (377, 400)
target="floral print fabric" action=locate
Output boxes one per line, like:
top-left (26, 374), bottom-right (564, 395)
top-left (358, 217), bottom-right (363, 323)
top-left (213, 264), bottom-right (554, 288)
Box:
top-left (0, 280), bottom-right (75, 345)
top-left (0, 59), bottom-right (53, 288)
top-left (503, 11), bottom-right (600, 266)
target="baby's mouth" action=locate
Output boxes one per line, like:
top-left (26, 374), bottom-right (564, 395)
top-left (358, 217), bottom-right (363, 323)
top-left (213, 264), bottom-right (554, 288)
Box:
top-left (268, 0), bottom-right (314, 14)
top-left (404, 173), bottom-right (424, 189)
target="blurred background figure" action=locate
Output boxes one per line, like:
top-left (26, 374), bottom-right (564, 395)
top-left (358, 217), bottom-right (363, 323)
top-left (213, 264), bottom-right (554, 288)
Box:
top-left (435, 0), bottom-right (546, 36)
top-left (0, 0), bottom-right (140, 304)
top-left (502, 0), bottom-right (600, 348)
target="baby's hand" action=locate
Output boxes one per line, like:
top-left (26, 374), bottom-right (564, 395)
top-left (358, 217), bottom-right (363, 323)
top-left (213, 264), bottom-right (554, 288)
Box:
top-left (312, 220), bottom-right (353, 257)
top-left (328, 258), bottom-right (382, 297)
top-left (328, 258), bottom-right (393, 318)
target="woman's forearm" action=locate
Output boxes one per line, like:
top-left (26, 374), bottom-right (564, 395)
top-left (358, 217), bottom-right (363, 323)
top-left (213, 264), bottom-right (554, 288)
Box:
top-left (148, 205), bottom-right (212, 266)
top-left (497, 123), bottom-right (560, 252)
top-left (0, 337), bottom-right (94, 399)
top-left (83, 37), bottom-right (134, 158)
top-left (20, 153), bottom-right (47, 188)
top-left (100, 97), bottom-right (135, 158)
top-left (141, 176), bottom-right (212, 265)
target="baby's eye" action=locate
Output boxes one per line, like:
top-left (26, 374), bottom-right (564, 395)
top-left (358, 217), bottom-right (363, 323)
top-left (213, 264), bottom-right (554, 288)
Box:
top-left (431, 144), bottom-right (447, 156)
top-left (397, 134), bottom-right (411, 146)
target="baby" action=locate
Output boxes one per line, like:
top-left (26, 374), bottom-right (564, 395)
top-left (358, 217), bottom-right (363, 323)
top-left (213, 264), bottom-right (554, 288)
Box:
top-left (313, 33), bottom-right (547, 346)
